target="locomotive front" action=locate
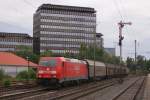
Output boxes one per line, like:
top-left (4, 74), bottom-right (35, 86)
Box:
top-left (37, 57), bottom-right (63, 85)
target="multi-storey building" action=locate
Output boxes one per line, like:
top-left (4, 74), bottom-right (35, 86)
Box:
top-left (96, 33), bottom-right (103, 48)
top-left (0, 32), bottom-right (32, 51)
top-left (33, 4), bottom-right (103, 54)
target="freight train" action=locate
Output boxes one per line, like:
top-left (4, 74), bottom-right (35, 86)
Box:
top-left (36, 57), bottom-right (128, 85)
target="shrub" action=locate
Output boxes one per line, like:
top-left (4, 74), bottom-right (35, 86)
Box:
top-left (16, 70), bottom-right (29, 80)
top-left (3, 79), bottom-right (11, 87)
top-left (0, 69), bottom-right (5, 81)
top-left (28, 68), bottom-right (36, 79)
top-left (16, 68), bottom-right (36, 80)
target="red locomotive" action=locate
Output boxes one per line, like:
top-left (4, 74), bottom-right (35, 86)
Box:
top-left (37, 57), bottom-right (88, 85)
top-left (37, 57), bottom-right (128, 85)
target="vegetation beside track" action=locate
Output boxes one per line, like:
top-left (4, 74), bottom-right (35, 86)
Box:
top-left (127, 55), bottom-right (150, 75)
top-left (0, 68), bottom-right (36, 87)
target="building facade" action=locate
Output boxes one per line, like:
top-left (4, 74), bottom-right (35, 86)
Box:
top-left (0, 32), bottom-right (32, 51)
top-left (96, 33), bottom-right (103, 48)
top-left (33, 4), bottom-right (103, 54)
top-left (0, 52), bottom-right (38, 77)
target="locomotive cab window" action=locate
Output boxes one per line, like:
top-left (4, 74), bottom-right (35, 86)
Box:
top-left (48, 60), bottom-right (56, 67)
top-left (39, 61), bottom-right (48, 66)
top-left (39, 60), bottom-right (56, 67)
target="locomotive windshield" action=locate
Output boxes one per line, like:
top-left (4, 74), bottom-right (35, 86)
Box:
top-left (39, 60), bottom-right (56, 67)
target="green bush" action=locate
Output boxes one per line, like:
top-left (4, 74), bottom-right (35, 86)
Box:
top-left (16, 70), bottom-right (29, 80)
top-left (4, 74), bottom-right (12, 79)
top-left (0, 69), bottom-right (5, 81)
top-left (16, 68), bottom-right (36, 80)
top-left (28, 68), bottom-right (36, 79)
top-left (3, 79), bottom-right (11, 87)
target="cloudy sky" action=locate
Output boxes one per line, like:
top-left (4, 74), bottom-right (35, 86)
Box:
top-left (0, 0), bottom-right (150, 59)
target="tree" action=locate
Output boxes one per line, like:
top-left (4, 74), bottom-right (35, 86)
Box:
top-left (145, 60), bottom-right (150, 72)
top-left (126, 57), bottom-right (135, 71)
top-left (15, 45), bottom-right (32, 58)
top-left (0, 69), bottom-right (12, 84)
top-left (40, 50), bottom-right (53, 57)
top-left (79, 44), bottom-right (87, 59)
top-left (111, 56), bottom-right (120, 64)
top-left (15, 45), bottom-right (40, 63)
top-left (126, 55), bottom-right (150, 74)
top-left (63, 52), bottom-right (70, 58)
top-left (78, 44), bottom-right (121, 65)
top-left (86, 45), bottom-right (94, 59)
top-left (0, 69), bottom-right (5, 81)
top-left (16, 68), bottom-right (36, 80)
top-left (136, 55), bottom-right (145, 69)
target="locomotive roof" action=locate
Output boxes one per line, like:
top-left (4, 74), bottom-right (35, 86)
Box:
top-left (40, 57), bottom-right (86, 64)
top-left (86, 59), bottom-right (106, 67)
top-left (65, 58), bottom-right (86, 64)
top-left (40, 57), bottom-right (65, 61)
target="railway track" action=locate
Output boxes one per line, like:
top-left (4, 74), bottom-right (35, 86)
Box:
top-left (112, 76), bottom-right (145, 100)
top-left (0, 87), bottom-right (51, 100)
top-left (0, 80), bottom-right (35, 86)
top-left (0, 77), bottom-right (134, 100)
top-left (0, 83), bottom-right (37, 95)
top-left (0, 80), bottom-right (36, 91)
top-left (48, 80), bottom-right (117, 100)
top-left (19, 79), bottom-right (119, 100)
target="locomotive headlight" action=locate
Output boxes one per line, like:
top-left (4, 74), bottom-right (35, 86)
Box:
top-left (50, 71), bottom-right (57, 74)
top-left (46, 68), bottom-right (50, 71)
top-left (38, 70), bottom-right (44, 74)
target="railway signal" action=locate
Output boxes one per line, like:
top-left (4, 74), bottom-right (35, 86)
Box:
top-left (118, 21), bottom-right (132, 63)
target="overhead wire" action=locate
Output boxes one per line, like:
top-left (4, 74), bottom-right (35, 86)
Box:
top-left (118, 0), bottom-right (133, 41)
top-left (112, 0), bottom-right (124, 20)
top-left (23, 0), bottom-right (36, 9)
top-left (117, 0), bottom-right (134, 53)
top-left (2, 0), bottom-right (37, 33)
top-left (112, 0), bottom-right (133, 58)
top-left (118, 0), bottom-right (129, 21)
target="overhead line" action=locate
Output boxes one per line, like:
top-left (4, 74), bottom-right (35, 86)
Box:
top-left (112, 0), bottom-right (124, 20)
top-left (118, 0), bottom-right (128, 20)
top-left (23, 0), bottom-right (36, 9)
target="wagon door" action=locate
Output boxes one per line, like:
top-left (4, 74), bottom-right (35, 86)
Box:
top-left (62, 61), bottom-right (68, 82)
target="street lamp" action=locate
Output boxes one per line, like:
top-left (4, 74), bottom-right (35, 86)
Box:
top-left (26, 56), bottom-right (29, 82)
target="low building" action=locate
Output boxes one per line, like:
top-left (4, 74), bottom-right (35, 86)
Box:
top-left (0, 32), bottom-right (32, 52)
top-left (96, 33), bottom-right (103, 48)
top-left (104, 48), bottom-right (116, 56)
top-left (0, 52), bottom-right (38, 77)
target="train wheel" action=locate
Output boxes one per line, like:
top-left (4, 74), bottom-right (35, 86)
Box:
top-left (76, 80), bottom-right (81, 86)
top-left (36, 79), bottom-right (42, 85)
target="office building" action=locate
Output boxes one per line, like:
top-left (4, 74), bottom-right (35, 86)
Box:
top-left (33, 4), bottom-right (103, 54)
top-left (0, 32), bottom-right (32, 51)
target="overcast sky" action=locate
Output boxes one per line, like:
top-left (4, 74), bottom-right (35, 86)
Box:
top-left (0, 0), bottom-right (150, 59)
